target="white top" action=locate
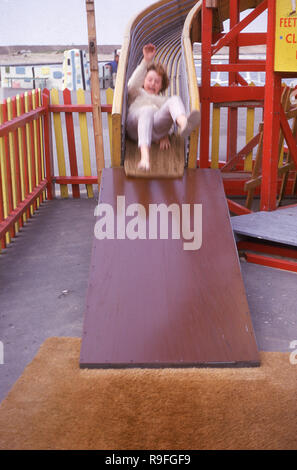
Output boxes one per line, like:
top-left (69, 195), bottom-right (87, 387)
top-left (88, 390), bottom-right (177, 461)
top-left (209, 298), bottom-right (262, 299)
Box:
top-left (127, 59), bottom-right (168, 116)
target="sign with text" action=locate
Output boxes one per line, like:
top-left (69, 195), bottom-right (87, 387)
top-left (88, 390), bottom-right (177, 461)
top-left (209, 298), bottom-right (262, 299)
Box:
top-left (275, 0), bottom-right (297, 72)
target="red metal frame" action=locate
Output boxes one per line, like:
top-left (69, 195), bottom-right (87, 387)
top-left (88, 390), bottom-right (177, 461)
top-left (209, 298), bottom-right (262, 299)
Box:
top-left (237, 240), bottom-right (297, 273)
top-left (199, 0), bottom-right (297, 214)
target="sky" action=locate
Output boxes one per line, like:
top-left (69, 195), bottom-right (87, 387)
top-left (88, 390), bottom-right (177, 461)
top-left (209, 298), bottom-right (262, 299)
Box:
top-left (0, 0), bottom-right (267, 46)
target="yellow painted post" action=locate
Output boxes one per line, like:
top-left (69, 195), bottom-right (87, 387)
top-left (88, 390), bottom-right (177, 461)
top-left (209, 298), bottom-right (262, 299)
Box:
top-left (37, 89), bottom-right (46, 200)
top-left (77, 88), bottom-right (94, 198)
top-left (278, 85), bottom-right (291, 167)
top-left (51, 88), bottom-right (68, 198)
top-left (32, 90), bottom-right (41, 208)
top-left (24, 92), bottom-right (34, 215)
top-left (106, 87), bottom-right (114, 161)
top-left (16, 94), bottom-right (27, 223)
top-left (244, 83), bottom-right (255, 171)
top-left (7, 98), bottom-right (19, 233)
top-left (0, 104), bottom-right (10, 244)
top-left (211, 86), bottom-right (221, 169)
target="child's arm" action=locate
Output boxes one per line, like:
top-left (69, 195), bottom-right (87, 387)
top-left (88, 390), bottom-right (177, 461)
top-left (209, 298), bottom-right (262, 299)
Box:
top-left (128, 44), bottom-right (156, 97)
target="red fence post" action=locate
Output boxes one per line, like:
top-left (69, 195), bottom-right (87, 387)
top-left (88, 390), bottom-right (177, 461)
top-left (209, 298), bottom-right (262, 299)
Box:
top-left (11, 97), bottom-right (23, 227)
top-left (42, 89), bottom-right (55, 200)
top-left (200, 0), bottom-right (213, 168)
top-left (227, 0), bottom-right (240, 162)
top-left (260, 0), bottom-right (281, 211)
top-left (2, 101), bottom-right (15, 239)
top-left (63, 88), bottom-right (80, 198)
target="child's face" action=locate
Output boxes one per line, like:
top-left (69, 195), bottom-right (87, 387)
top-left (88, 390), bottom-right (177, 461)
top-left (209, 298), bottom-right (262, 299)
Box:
top-left (143, 70), bottom-right (162, 95)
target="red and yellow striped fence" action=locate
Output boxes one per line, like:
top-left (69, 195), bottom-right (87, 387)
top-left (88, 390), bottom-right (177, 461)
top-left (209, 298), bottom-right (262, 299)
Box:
top-left (0, 87), bottom-right (113, 250)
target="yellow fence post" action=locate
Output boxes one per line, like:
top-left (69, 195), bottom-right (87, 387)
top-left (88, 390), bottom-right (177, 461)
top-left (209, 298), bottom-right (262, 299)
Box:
top-left (77, 88), bottom-right (94, 198)
top-left (51, 89), bottom-right (68, 198)
top-left (210, 84), bottom-right (221, 169)
top-left (24, 92), bottom-right (34, 215)
top-left (244, 83), bottom-right (255, 172)
top-left (7, 98), bottom-right (19, 233)
top-left (16, 94), bottom-right (27, 223)
top-left (0, 104), bottom-right (10, 245)
top-left (106, 87), bottom-right (114, 161)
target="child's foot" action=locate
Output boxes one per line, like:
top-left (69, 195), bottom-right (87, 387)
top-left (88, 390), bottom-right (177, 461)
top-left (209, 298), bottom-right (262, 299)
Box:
top-left (138, 146), bottom-right (150, 170)
top-left (289, 10), bottom-right (296, 16)
top-left (138, 158), bottom-right (150, 170)
top-left (179, 110), bottom-right (200, 138)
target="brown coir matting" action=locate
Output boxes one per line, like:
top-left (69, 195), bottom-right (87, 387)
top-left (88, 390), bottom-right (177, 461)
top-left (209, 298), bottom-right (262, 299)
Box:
top-left (0, 337), bottom-right (296, 450)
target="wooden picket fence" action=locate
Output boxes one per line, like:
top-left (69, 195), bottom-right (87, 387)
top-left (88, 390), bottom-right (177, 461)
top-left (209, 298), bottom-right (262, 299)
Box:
top-left (0, 87), bottom-right (113, 250)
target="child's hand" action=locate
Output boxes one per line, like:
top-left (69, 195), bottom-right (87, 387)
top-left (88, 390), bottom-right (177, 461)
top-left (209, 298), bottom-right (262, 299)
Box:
top-left (159, 135), bottom-right (171, 151)
top-left (143, 44), bottom-right (156, 63)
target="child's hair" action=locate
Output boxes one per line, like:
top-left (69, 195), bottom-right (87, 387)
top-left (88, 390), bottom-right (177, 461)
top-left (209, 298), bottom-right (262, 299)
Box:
top-left (146, 63), bottom-right (169, 93)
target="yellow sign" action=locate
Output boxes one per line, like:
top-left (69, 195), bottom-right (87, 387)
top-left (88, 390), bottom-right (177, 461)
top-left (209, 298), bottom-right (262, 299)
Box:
top-left (275, 0), bottom-right (297, 72)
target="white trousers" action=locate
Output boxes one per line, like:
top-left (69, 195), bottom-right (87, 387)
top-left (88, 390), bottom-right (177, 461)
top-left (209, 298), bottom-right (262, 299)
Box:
top-left (126, 95), bottom-right (186, 147)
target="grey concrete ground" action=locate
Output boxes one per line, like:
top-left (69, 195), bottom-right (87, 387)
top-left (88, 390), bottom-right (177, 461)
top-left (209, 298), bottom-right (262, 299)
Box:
top-left (1, 194), bottom-right (297, 403)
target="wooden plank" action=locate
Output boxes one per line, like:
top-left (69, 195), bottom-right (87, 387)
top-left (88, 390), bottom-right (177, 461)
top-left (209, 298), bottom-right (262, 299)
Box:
top-left (124, 136), bottom-right (185, 179)
top-left (245, 83), bottom-right (256, 171)
top-left (245, 252), bottom-right (297, 273)
top-left (77, 89), bottom-right (93, 198)
top-left (42, 89), bottom-right (55, 200)
top-left (32, 90), bottom-right (42, 207)
top-left (63, 89), bottom-right (80, 198)
top-left (37, 89), bottom-right (46, 202)
top-left (19, 94), bottom-right (31, 218)
top-left (231, 206), bottom-right (297, 247)
top-left (51, 89), bottom-right (68, 198)
top-left (24, 92), bottom-right (36, 214)
top-left (80, 168), bottom-right (260, 368)
top-left (86, 0), bottom-right (105, 187)
top-left (49, 104), bottom-right (111, 113)
top-left (211, 85), bottom-right (221, 169)
top-left (105, 87), bottom-right (113, 159)
top-left (0, 107), bottom-right (47, 137)
top-left (15, 95), bottom-right (27, 223)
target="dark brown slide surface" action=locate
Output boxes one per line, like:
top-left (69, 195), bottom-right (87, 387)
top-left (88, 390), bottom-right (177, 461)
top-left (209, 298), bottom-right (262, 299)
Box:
top-left (80, 168), bottom-right (260, 368)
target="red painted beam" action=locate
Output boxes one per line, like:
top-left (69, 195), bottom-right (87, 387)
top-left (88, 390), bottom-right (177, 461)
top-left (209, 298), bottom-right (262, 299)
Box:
top-left (213, 32), bottom-right (267, 46)
top-left (227, 199), bottom-right (252, 215)
top-left (237, 240), bottom-right (297, 260)
top-left (245, 252), bottom-right (297, 273)
top-left (260, 0), bottom-right (282, 211)
top-left (237, 33), bottom-right (267, 46)
top-left (211, 63), bottom-right (266, 72)
top-left (54, 176), bottom-right (98, 184)
top-left (0, 107), bottom-right (47, 137)
top-left (212, 0), bottom-right (268, 55)
top-left (221, 133), bottom-right (260, 172)
top-left (0, 180), bottom-right (47, 239)
top-left (199, 86), bottom-right (265, 102)
top-left (279, 106), bottom-right (297, 169)
top-left (49, 104), bottom-right (112, 113)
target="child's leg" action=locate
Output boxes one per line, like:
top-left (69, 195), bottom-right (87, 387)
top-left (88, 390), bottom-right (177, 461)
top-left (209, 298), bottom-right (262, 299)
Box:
top-left (152, 96), bottom-right (200, 141)
top-left (152, 96), bottom-right (186, 141)
top-left (126, 106), bottom-right (156, 169)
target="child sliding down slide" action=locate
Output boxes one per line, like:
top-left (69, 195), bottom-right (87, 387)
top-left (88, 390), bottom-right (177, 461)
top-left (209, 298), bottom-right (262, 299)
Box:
top-left (126, 44), bottom-right (200, 170)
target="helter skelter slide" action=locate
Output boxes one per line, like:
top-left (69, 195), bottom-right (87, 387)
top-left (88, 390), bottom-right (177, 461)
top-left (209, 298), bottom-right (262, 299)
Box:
top-left (80, 0), bottom-right (260, 368)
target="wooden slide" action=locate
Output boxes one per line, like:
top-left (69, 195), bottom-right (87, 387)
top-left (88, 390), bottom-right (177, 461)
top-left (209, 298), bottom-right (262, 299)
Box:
top-left (80, 0), bottom-right (261, 368)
